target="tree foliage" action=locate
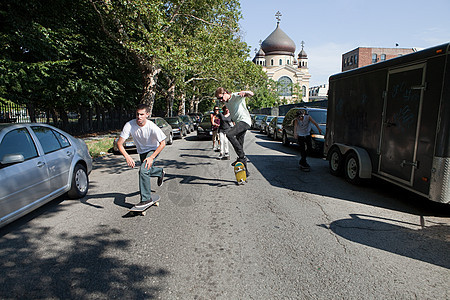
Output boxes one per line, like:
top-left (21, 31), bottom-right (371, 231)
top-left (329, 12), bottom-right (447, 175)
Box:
top-left (0, 0), bottom-right (271, 130)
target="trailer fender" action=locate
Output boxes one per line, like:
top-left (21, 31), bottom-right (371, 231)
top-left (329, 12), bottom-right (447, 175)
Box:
top-left (333, 144), bottom-right (372, 179)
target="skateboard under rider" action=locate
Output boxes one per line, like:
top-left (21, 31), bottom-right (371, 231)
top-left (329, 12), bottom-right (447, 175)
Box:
top-left (234, 161), bottom-right (247, 184)
top-left (129, 195), bottom-right (160, 216)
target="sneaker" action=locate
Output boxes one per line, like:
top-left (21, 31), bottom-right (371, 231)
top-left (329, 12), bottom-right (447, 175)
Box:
top-left (135, 200), bottom-right (151, 208)
top-left (157, 171), bottom-right (165, 186)
top-left (232, 157), bottom-right (248, 166)
top-left (218, 154), bottom-right (224, 160)
top-left (222, 154), bottom-right (230, 160)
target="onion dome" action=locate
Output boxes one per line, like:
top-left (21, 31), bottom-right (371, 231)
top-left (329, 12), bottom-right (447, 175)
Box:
top-left (298, 48), bottom-right (308, 59)
top-left (261, 23), bottom-right (296, 56)
top-left (255, 48), bottom-right (265, 57)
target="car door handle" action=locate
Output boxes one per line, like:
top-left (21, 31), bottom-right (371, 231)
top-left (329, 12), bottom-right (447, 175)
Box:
top-left (36, 161), bottom-right (46, 168)
top-left (66, 151), bottom-right (73, 157)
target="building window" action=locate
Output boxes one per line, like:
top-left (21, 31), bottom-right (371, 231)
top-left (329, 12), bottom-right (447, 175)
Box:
top-left (277, 76), bottom-right (292, 97)
top-left (271, 59), bottom-right (274, 66)
top-left (372, 53), bottom-right (377, 63)
top-left (381, 54), bottom-right (386, 61)
top-left (279, 59), bottom-right (282, 65)
top-left (354, 55), bottom-right (358, 65)
top-left (287, 60), bottom-right (290, 65)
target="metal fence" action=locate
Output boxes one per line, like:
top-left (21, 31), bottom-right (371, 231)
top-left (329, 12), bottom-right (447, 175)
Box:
top-left (0, 102), bottom-right (134, 135)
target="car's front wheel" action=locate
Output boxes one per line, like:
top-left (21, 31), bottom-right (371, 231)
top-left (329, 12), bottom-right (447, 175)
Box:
top-left (282, 132), bottom-right (290, 146)
top-left (68, 164), bottom-right (89, 199)
top-left (167, 133), bottom-right (173, 145)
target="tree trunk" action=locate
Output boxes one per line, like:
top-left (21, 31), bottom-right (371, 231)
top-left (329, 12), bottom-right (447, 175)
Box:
top-left (167, 82), bottom-right (175, 117)
top-left (178, 93), bottom-right (186, 115)
top-left (136, 55), bottom-right (161, 117)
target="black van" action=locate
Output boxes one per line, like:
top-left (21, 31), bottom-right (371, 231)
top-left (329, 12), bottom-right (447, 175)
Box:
top-left (281, 107), bottom-right (327, 153)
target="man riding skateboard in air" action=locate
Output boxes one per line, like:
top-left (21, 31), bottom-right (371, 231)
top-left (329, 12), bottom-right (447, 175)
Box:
top-left (215, 87), bottom-right (253, 177)
top-left (117, 104), bottom-right (166, 209)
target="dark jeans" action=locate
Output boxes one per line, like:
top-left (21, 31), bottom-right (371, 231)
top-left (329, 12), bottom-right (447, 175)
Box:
top-left (297, 135), bottom-right (312, 165)
top-left (226, 121), bottom-right (250, 159)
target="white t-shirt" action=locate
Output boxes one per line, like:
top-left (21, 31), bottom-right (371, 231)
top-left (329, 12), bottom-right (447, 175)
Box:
top-left (295, 116), bottom-right (312, 137)
top-left (227, 93), bottom-right (252, 126)
top-left (120, 119), bottom-right (166, 154)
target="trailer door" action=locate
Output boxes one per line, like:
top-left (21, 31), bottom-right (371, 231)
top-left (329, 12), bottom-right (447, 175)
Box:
top-left (379, 64), bottom-right (426, 185)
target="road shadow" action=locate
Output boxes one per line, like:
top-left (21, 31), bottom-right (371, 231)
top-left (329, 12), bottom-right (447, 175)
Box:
top-left (247, 141), bottom-right (450, 217)
top-left (319, 214), bottom-right (450, 269)
top-left (0, 224), bottom-right (169, 298)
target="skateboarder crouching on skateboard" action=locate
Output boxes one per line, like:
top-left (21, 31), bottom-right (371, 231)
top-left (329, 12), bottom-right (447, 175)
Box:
top-left (117, 104), bottom-right (166, 208)
top-left (215, 87), bottom-right (253, 176)
top-left (293, 109), bottom-right (322, 170)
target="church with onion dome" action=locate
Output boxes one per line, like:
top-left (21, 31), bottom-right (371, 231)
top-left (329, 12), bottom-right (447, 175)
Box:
top-left (252, 12), bottom-right (310, 103)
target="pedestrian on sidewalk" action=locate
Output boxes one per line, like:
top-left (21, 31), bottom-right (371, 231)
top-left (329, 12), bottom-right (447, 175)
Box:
top-left (293, 109), bottom-right (322, 170)
top-left (211, 106), bottom-right (220, 151)
top-left (215, 87), bottom-right (253, 176)
top-left (217, 105), bottom-right (232, 160)
top-left (117, 104), bottom-right (166, 208)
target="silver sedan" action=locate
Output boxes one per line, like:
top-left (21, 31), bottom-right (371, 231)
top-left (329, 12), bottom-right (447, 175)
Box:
top-left (0, 123), bottom-right (93, 228)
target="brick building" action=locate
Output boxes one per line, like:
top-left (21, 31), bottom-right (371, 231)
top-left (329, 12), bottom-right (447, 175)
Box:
top-left (342, 47), bottom-right (417, 71)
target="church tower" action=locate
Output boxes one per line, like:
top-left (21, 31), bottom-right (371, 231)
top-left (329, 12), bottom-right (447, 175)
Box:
top-left (252, 11), bottom-right (310, 103)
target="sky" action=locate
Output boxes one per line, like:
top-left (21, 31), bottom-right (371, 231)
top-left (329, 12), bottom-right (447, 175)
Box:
top-left (239, 0), bottom-right (450, 87)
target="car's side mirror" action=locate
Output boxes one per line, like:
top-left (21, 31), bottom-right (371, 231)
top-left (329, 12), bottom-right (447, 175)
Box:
top-left (1, 153), bottom-right (25, 166)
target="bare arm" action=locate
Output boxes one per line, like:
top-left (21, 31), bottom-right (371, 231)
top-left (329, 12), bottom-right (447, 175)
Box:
top-left (117, 136), bottom-right (136, 168)
top-left (238, 90), bottom-right (254, 97)
top-left (309, 116), bottom-right (322, 134)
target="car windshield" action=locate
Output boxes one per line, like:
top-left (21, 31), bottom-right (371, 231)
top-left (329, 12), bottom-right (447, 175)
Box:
top-left (255, 115), bottom-right (265, 120)
top-left (277, 117), bottom-right (285, 124)
top-left (308, 110), bottom-right (327, 124)
top-left (165, 118), bottom-right (179, 125)
top-left (267, 116), bottom-right (274, 122)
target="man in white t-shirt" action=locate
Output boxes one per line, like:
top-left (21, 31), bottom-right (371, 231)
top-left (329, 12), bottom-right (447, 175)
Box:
top-left (215, 87), bottom-right (253, 176)
top-left (117, 104), bottom-right (166, 207)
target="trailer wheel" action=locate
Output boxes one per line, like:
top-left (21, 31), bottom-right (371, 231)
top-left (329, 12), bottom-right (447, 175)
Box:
top-left (328, 147), bottom-right (343, 176)
top-left (344, 152), bottom-right (361, 185)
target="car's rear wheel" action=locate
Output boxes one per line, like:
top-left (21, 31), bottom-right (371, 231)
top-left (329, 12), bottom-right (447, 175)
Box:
top-left (68, 164), bottom-right (89, 199)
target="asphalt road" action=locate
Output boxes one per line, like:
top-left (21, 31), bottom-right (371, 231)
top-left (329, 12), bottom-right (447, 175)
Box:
top-left (1, 130), bottom-right (449, 299)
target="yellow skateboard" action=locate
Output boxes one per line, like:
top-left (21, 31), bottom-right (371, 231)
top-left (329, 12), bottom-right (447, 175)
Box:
top-left (234, 162), bottom-right (247, 184)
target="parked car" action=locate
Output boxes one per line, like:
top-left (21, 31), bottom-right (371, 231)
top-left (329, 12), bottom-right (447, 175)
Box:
top-left (179, 115), bottom-right (195, 133)
top-left (113, 117), bottom-right (173, 153)
top-left (252, 115), bottom-right (266, 131)
top-left (267, 116), bottom-right (285, 140)
top-left (150, 117), bottom-right (173, 145)
top-left (260, 115), bottom-right (275, 133)
top-left (281, 107), bottom-right (327, 154)
top-left (188, 113), bottom-right (202, 129)
top-left (164, 116), bottom-right (187, 139)
top-left (197, 114), bottom-right (213, 139)
top-left (0, 123), bottom-right (93, 228)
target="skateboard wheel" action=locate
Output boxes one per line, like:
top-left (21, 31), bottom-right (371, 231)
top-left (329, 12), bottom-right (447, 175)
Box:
top-left (142, 212), bottom-right (146, 216)
top-left (155, 202), bottom-right (160, 207)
